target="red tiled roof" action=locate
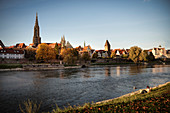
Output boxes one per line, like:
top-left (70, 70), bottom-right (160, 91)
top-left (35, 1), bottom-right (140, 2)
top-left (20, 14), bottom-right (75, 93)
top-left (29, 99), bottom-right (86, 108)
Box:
top-left (8, 45), bottom-right (15, 48)
top-left (29, 43), bottom-right (34, 46)
top-left (112, 49), bottom-right (128, 55)
top-left (15, 43), bottom-right (26, 48)
top-left (43, 43), bottom-right (61, 48)
top-left (48, 43), bottom-right (56, 48)
top-left (76, 46), bottom-right (83, 51)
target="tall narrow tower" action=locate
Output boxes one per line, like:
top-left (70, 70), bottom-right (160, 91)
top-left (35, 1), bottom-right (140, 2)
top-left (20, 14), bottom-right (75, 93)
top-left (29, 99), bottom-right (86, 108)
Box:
top-left (104, 40), bottom-right (111, 57)
top-left (33, 12), bottom-right (41, 47)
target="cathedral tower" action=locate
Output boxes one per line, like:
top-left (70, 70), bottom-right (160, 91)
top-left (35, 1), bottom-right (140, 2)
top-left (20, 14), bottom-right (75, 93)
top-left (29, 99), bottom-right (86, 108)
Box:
top-left (33, 13), bottom-right (41, 47)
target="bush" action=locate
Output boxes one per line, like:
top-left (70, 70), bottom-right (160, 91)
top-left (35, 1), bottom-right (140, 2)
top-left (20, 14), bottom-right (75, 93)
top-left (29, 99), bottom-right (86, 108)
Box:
top-left (0, 64), bottom-right (23, 69)
top-left (19, 99), bottom-right (41, 113)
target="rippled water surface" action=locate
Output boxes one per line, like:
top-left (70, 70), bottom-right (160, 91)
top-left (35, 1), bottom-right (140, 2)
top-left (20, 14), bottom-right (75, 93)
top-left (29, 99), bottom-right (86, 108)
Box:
top-left (0, 65), bottom-right (170, 113)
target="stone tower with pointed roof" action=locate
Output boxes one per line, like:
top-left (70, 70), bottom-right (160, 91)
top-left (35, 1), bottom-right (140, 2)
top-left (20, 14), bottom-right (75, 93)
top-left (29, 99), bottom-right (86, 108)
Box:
top-left (33, 13), bottom-right (41, 47)
top-left (104, 40), bottom-right (111, 57)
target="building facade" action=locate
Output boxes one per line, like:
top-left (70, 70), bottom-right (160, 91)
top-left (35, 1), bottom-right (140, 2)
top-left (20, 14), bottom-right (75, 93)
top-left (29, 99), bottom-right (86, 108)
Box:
top-left (0, 48), bottom-right (24, 59)
top-left (152, 47), bottom-right (167, 59)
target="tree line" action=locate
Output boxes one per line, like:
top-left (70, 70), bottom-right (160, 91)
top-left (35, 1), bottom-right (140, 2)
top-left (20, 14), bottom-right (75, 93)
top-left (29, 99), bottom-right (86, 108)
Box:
top-left (24, 43), bottom-right (155, 64)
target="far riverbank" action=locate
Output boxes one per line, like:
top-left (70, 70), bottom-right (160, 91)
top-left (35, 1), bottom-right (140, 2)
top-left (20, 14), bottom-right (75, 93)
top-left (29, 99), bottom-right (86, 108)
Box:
top-left (0, 64), bottom-right (82, 71)
top-left (0, 62), bottom-right (170, 71)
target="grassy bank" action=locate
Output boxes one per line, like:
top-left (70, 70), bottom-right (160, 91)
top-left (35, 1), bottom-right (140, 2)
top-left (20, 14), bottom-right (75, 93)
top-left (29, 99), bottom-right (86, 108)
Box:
top-left (20, 82), bottom-right (170, 113)
top-left (0, 64), bottom-right (23, 69)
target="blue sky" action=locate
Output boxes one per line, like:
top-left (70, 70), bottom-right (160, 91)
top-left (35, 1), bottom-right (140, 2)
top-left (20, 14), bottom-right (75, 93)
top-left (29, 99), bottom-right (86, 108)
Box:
top-left (0, 0), bottom-right (170, 50)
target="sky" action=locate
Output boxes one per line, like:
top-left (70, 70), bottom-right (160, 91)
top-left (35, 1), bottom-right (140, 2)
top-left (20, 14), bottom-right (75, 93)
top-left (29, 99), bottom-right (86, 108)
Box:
top-left (0, 0), bottom-right (170, 50)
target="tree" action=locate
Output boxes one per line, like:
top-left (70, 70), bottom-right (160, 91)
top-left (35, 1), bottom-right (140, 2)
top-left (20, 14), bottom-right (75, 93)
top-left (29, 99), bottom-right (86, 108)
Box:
top-left (36, 43), bottom-right (56, 62)
top-left (111, 51), bottom-right (116, 58)
top-left (129, 46), bottom-right (144, 64)
top-left (54, 42), bottom-right (60, 59)
top-left (24, 48), bottom-right (36, 61)
top-left (139, 51), bottom-right (148, 62)
top-left (81, 52), bottom-right (91, 63)
top-left (60, 48), bottom-right (79, 64)
top-left (92, 52), bottom-right (98, 58)
top-left (147, 52), bottom-right (155, 61)
top-left (122, 54), bottom-right (128, 58)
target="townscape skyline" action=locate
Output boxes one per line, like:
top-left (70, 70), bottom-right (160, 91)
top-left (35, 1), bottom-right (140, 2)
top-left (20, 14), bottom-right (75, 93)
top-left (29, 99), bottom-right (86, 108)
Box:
top-left (0, 0), bottom-right (170, 50)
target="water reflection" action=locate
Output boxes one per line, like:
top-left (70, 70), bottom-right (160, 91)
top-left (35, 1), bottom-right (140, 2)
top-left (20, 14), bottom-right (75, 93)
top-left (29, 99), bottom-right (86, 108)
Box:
top-left (152, 65), bottom-right (166, 74)
top-left (38, 69), bottom-right (81, 79)
top-left (105, 67), bottom-right (111, 76)
top-left (116, 66), bottom-right (120, 76)
top-left (129, 66), bottom-right (145, 75)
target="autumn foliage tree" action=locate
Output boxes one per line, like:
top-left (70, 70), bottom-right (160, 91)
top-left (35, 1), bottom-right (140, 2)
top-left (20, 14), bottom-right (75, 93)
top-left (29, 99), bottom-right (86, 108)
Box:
top-left (111, 51), bottom-right (116, 58)
top-left (36, 43), bottom-right (56, 62)
top-left (54, 42), bottom-right (61, 59)
top-left (129, 46), bottom-right (146, 64)
top-left (81, 52), bottom-right (91, 63)
top-left (60, 48), bottom-right (79, 64)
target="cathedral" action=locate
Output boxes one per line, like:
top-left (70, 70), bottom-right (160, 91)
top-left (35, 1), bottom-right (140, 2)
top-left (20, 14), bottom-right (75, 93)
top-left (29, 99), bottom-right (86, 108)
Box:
top-left (30, 13), bottom-right (73, 49)
top-left (32, 13), bottom-right (41, 47)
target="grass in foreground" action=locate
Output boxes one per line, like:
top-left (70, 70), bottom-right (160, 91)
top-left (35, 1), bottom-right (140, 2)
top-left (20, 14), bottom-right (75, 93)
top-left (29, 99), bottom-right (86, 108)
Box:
top-left (20, 83), bottom-right (170, 113)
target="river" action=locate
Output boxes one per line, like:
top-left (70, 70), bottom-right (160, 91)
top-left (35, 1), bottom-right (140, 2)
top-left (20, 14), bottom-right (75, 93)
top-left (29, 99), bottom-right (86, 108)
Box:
top-left (0, 65), bottom-right (170, 113)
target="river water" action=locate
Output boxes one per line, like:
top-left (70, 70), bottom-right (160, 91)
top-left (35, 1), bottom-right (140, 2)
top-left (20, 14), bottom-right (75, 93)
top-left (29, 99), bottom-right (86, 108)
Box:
top-left (0, 65), bottom-right (170, 113)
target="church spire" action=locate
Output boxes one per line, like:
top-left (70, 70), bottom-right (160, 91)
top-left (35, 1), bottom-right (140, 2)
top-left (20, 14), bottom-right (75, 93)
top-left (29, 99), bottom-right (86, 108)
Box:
top-left (35, 12), bottom-right (38, 26)
top-left (33, 12), bottom-right (41, 47)
top-left (84, 41), bottom-right (86, 47)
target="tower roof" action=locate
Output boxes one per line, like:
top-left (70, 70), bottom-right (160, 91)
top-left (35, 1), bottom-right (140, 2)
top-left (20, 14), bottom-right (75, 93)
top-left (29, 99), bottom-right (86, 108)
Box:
top-left (105, 40), bottom-right (110, 46)
top-left (35, 12), bottom-right (39, 26)
top-left (0, 40), bottom-right (5, 48)
top-left (66, 41), bottom-right (73, 48)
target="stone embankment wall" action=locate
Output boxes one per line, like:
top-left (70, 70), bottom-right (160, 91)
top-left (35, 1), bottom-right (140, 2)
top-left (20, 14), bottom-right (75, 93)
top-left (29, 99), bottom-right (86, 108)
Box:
top-left (23, 64), bottom-right (64, 70)
top-left (94, 58), bottom-right (132, 63)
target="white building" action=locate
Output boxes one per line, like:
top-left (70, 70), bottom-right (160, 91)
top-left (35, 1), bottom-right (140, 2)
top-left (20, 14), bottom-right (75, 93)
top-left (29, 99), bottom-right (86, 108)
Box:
top-left (95, 50), bottom-right (108, 58)
top-left (0, 48), bottom-right (24, 59)
top-left (152, 47), bottom-right (167, 59)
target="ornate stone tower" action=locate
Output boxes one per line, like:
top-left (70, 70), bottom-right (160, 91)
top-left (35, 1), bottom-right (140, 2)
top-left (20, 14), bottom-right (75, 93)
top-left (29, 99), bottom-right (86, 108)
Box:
top-left (33, 13), bottom-right (41, 47)
top-left (60, 35), bottom-right (66, 48)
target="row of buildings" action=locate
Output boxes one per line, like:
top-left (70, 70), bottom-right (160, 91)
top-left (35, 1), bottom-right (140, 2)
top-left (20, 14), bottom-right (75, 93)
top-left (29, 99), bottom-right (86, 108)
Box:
top-left (0, 13), bottom-right (170, 60)
top-left (1, 38), bottom-right (170, 60)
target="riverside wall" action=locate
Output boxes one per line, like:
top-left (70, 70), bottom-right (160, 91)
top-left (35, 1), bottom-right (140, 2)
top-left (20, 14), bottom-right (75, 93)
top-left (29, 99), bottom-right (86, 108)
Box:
top-left (0, 64), bottom-right (82, 71)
